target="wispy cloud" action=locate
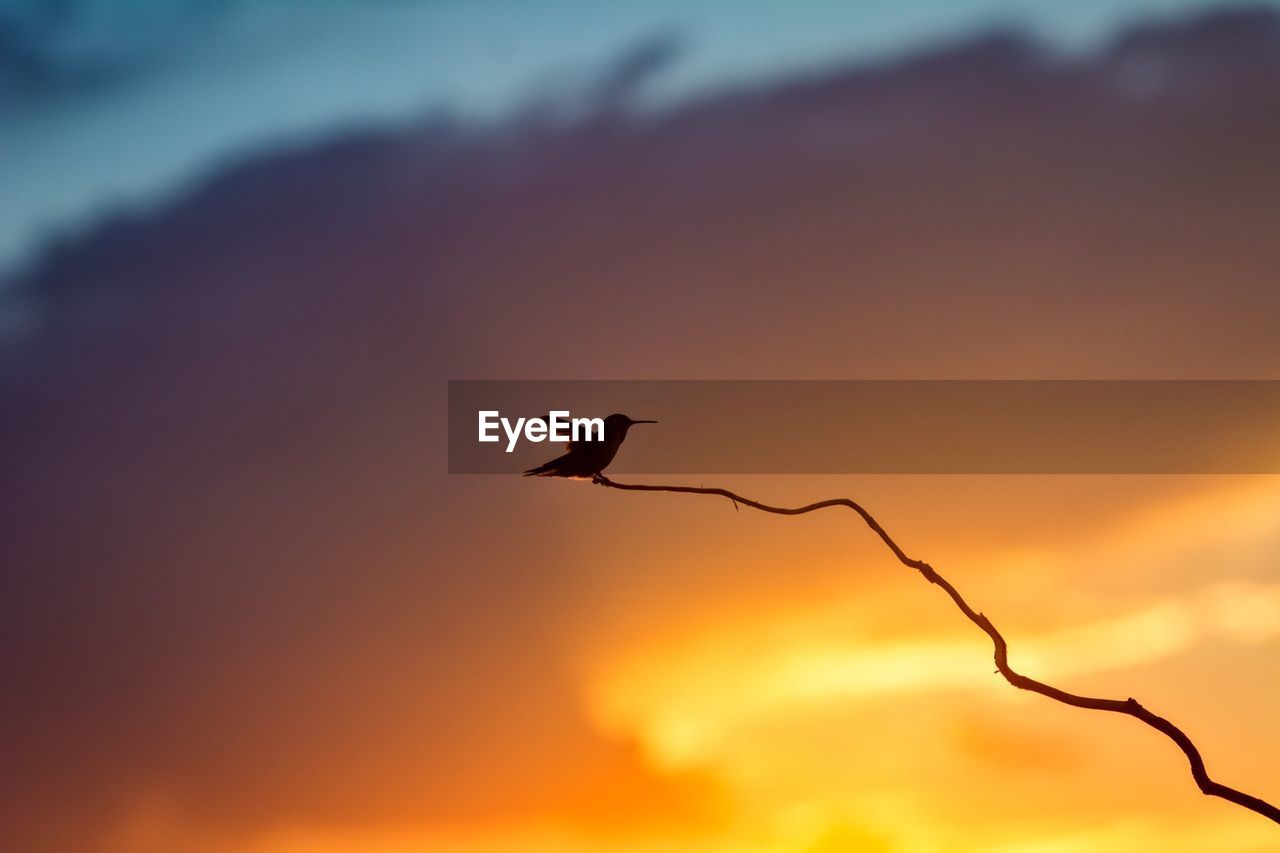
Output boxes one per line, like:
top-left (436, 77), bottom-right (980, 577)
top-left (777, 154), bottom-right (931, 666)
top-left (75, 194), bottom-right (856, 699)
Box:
top-left (590, 480), bottom-right (1280, 772)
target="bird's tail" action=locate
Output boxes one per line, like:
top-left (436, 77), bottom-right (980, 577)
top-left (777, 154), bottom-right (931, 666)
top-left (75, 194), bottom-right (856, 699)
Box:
top-left (522, 463), bottom-right (553, 476)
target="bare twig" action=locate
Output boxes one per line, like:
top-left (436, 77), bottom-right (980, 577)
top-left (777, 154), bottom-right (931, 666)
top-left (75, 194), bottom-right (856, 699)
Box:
top-left (591, 474), bottom-right (1280, 825)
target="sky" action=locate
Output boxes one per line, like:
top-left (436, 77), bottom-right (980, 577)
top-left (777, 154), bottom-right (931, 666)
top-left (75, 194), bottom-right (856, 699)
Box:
top-left (2, 0), bottom-right (1275, 280)
top-left (3, 2), bottom-right (1280, 853)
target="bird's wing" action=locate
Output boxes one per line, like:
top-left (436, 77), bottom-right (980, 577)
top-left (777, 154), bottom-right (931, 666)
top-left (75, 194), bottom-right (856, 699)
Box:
top-left (528, 413), bottom-right (589, 451)
top-left (523, 447), bottom-right (576, 476)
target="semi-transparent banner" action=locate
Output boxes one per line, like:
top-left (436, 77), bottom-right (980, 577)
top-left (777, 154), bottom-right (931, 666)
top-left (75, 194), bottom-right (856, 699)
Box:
top-left (447, 380), bottom-right (1280, 474)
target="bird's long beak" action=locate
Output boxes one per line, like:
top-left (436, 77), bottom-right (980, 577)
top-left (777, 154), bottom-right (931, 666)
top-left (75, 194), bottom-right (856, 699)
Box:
top-left (631, 419), bottom-right (658, 424)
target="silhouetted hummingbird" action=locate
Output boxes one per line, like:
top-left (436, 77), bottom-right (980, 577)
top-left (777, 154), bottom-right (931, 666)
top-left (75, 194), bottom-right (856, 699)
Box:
top-left (523, 413), bottom-right (656, 478)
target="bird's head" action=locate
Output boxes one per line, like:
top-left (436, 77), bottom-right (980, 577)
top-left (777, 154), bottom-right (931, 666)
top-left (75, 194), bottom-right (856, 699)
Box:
top-left (606, 413), bottom-right (657, 435)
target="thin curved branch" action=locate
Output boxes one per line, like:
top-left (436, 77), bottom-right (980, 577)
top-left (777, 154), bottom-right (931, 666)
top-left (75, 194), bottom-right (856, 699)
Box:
top-left (591, 474), bottom-right (1280, 825)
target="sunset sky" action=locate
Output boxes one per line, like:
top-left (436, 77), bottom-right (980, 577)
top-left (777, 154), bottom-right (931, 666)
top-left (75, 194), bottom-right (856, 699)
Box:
top-left (3, 2), bottom-right (1280, 852)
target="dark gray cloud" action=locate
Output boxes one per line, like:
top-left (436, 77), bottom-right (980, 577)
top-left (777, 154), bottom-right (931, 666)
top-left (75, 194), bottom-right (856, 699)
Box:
top-left (3, 7), bottom-right (1280, 850)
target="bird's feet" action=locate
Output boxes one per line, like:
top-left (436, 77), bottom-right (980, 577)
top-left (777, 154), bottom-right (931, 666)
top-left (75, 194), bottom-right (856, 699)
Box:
top-left (591, 473), bottom-right (608, 486)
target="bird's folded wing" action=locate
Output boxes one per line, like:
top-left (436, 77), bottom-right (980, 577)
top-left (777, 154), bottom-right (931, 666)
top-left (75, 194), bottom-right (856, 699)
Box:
top-left (527, 413), bottom-right (587, 451)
